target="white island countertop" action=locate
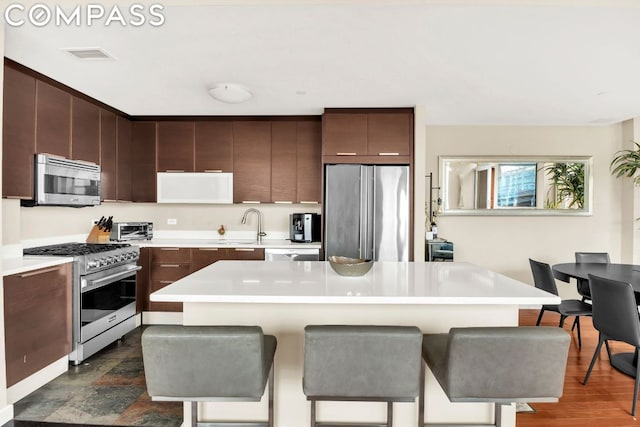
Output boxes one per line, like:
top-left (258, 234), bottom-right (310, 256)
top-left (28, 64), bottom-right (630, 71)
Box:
top-left (151, 260), bottom-right (558, 305)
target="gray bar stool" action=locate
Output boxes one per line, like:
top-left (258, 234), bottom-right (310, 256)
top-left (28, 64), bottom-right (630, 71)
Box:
top-left (142, 325), bottom-right (277, 427)
top-left (303, 325), bottom-right (423, 427)
top-left (419, 326), bottom-right (570, 427)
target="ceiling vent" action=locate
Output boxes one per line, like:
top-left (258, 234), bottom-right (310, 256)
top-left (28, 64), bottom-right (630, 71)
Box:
top-left (63, 48), bottom-right (114, 60)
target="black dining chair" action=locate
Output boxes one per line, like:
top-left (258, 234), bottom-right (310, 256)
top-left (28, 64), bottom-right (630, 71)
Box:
top-left (574, 252), bottom-right (610, 301)
top-left (529, 258), bottom-right (592, 348)
top-left (583, 274), bottom-right (640, 416)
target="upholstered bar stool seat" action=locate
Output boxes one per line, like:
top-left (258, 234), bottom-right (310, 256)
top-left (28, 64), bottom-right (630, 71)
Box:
top-left (419, 326), bottom-right (570, 427)
top-left (303, 325), bottom-right (423, 427)
top-left (142, 325), bottom-right (276, 427)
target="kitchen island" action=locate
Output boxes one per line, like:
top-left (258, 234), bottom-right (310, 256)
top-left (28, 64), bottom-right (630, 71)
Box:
top-left (151, 261), bottom-right (558, 427)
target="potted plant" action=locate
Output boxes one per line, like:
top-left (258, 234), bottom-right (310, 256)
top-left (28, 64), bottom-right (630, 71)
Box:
top-left (543, 162), bottom-right (585, 209)
top-left (611, 142), bottom-right (640, 185)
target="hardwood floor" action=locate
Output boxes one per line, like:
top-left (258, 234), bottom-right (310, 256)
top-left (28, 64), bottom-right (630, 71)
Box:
top-left (518, 309), bottom-right (640, 426)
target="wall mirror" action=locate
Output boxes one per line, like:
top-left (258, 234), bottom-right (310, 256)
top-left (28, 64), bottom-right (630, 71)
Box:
top-left (437, 156), bottom-right (592, 216)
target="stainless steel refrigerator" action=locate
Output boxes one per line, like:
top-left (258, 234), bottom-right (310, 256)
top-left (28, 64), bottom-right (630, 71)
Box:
top-left (324, 164), bottom-right (410, 261)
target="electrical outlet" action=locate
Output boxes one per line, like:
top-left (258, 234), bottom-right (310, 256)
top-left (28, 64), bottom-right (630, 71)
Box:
top-left (167, 218), bottom-right (177, 225)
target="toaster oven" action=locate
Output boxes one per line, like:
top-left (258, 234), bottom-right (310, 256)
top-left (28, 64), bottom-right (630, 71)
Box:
top-left (109, 222), bottom-right (153, 241)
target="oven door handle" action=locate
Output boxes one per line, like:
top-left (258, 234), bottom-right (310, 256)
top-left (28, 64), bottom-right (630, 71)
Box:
top-left (82, 265), bottom-right (142, 290)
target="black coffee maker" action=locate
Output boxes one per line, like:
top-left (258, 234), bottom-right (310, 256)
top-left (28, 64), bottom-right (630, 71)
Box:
top-left (290, 213), bottom-right (321, 243)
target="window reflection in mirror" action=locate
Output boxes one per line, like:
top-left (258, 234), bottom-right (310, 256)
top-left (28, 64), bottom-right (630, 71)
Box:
top-left (438, 156), bottom-right (592, 216)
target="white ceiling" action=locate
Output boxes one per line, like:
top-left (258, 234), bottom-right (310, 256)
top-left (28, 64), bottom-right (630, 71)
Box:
top-left (5, 0), bottom-right (640, 125)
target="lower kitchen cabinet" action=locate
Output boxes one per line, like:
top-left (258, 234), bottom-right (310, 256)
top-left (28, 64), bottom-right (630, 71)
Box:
top-left (148, 247), bottom-right (191, 312)
top-left (145, 247), bottom-right (265, 313)
top-left (192, 248), bottom-right (224, 272)
top-left (226, 248), bottom-right (264, 260)
top-left (4, 263), bottom-right (72, 387)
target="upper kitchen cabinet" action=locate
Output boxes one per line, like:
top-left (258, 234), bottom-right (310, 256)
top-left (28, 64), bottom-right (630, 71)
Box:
top-left (322, 112), bottom-right (367, 156)
top-left (116, 116), bottom-right (133, 201)
top-left (157, 121), bottom-right (194, 172)
top-left (322, 108), bottom-right (413, 164)
top-left (71, 97), bottom-right (100, 164)
top-left (366, 111), bottom-right (413, 157)
top-left (271, 121), bottom-right (297, 203)
top-left (195, 121), bottom-right (233, 172)
top-left (233, 121), bottom-right (272, 203)
top-left (100, 110), bottom-right (117, 201)
top-left (36, 81), bottom-right (71, 159)
top-left (3, 65), bottom-right (36, 199)
top-left (132, 121), bottom-right (157, 202)
top-left (296, 120), bottom-right (322, 204)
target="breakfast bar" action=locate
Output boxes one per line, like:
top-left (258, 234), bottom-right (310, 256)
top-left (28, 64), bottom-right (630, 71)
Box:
top-left (150, 260), bottom-right (559, 427)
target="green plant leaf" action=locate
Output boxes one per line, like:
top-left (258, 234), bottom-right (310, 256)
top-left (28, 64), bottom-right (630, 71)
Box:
top-left (610, 142), bottom-right (640, 185)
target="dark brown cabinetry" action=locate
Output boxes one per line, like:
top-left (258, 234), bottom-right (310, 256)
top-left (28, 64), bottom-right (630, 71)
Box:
top-left (270, 120), bottom-right (322, 204)
top-left (3, 65), bottom-right (36, 199)
top-left (4, 263), bottom-right (71, 387)
top-left (192, 248), bottom-right (224, 272)
top-left (323, 113), bottom-right (367, 156)
top-left (367, 112), bottom-right (412, 156)
top-left (35, 81), bottom-right (71, 158)
top-left (227, 248), bottom-right (264, 260)
top-left (2, 63), bottom-right (325, 204)
top-left (157, 121), bottom-right (194, 172)
top-left (132, 122), bottom-right (157, 202)
top-left (195, 121), bottom-right (233, 172)
top-left (144, 246), bottom-right (265, 313)
top-left (116, 116), bottom-right (133, 201)
top-left (296, 120), bottom-right (322, 204)
top-left (271, 121), bottom-right (297, 203)
top-left (71, 97), bottom-right (100, 164)
top-left (322, 109), bottom-right (413, 164)
top-left (233, 121), bottom-right (272, 203)
top-left (148, 247), bottom-right (191, 312)
top-left (100, 110), bottom-right (117, 201)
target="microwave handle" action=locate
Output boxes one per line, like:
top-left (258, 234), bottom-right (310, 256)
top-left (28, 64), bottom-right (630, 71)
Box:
top-left (82, 265), bottom-right (142, 291)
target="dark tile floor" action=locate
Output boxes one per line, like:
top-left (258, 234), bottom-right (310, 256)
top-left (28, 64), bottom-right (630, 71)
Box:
top-left (4, 327), bottom-right (182, 427)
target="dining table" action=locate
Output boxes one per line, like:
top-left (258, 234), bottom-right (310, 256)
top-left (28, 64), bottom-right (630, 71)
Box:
top-left (552, 262), bottom-right (640, 293)
top-left (553, 262), bottom-right (640, 378)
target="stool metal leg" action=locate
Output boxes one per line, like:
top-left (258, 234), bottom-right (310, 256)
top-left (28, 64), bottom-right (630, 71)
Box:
top-left (268, 363), bottom-right (274, 427)
top-left (191, 402), bottom-right (198, 427)
top-left (386, 401), bottom-right (393, 427)
top-left (494, 402), bottom-right (503, 427)
top-left (310, 400), bottom-right (316, 427)
top-left (418, 361), bottom-right (425, 427)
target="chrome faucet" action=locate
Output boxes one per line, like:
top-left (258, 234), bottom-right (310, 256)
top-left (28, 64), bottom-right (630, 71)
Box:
top-left (241, 208), bottom-right (267, 243)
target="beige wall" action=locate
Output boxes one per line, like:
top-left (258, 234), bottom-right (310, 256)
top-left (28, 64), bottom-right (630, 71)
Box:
top-left (7, 200), bottom-right (320, 243)
top-left (426, 125), bottom-right (623, 296)
top-left (620, 118), bottom-right (640, 264)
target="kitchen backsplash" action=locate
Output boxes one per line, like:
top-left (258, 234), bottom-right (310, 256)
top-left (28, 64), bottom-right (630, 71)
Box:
top-left (3, 199), bottom-right (321, 245)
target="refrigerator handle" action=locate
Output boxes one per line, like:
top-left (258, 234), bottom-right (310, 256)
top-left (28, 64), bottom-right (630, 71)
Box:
top-left (360, 166), bottom-right (374, 260)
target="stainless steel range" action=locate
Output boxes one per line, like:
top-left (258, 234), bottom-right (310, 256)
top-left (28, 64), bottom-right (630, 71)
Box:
top-left (23, 243), bottom-right (141, 365)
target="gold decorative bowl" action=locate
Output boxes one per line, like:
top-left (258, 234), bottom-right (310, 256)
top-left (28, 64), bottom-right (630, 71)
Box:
top-left (328, 256), bottom-right (373, 277)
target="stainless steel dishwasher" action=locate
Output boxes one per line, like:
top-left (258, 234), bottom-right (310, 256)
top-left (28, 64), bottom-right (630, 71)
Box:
top-left (264, 248), bottom-right (320, 261)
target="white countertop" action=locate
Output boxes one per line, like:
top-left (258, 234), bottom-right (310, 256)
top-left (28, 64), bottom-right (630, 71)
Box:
top-left (151, 260), bottom-right (559, 305)
top-left (137, 238), bottom-right (321, 249)
top-left (2, 256), bottom-right (73, 277)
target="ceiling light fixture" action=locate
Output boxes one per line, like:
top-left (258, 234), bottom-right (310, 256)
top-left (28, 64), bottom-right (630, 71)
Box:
top-left (208, 83), bottom-right (252, 104)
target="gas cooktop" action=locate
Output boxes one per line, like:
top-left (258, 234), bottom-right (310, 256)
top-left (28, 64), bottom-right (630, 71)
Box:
top-left (23, 242), bottom-right (131, 256)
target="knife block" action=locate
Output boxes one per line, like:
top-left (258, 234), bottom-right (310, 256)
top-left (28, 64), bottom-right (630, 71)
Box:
top-left (86, 225), bottom-right (111, 243)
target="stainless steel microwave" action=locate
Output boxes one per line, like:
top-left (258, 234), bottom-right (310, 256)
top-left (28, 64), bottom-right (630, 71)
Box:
top-left (22, 154), bottom-right (101, 207)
